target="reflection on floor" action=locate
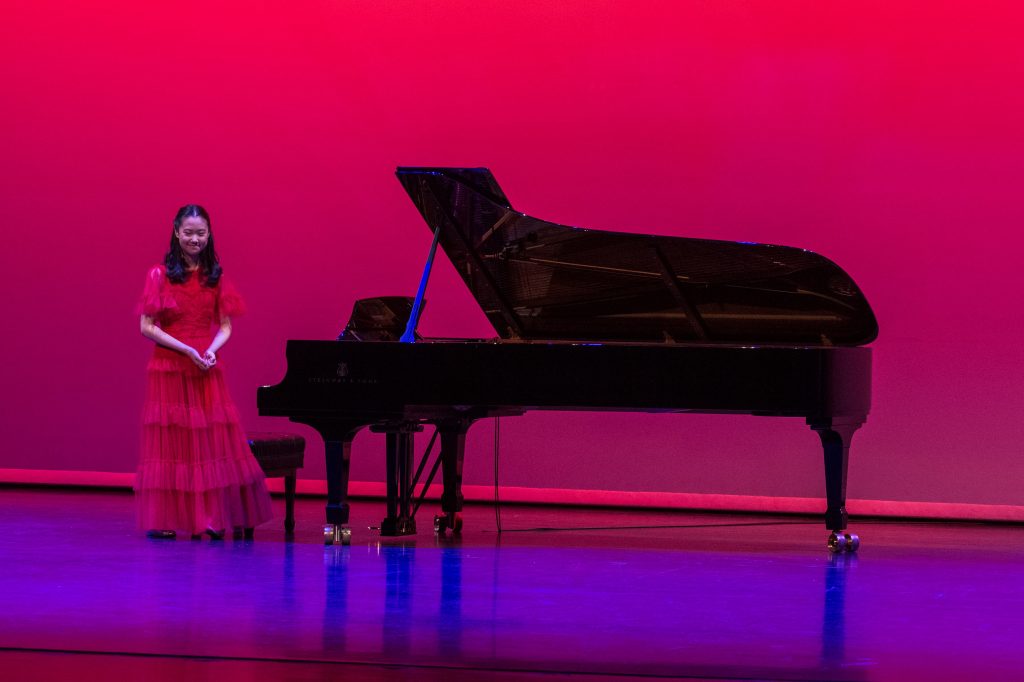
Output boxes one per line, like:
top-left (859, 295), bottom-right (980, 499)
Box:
top-left (1, 487), bottom-right (1023, 681)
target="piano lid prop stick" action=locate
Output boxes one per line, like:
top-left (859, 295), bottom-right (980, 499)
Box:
top-left (400, 225), bottom-right (441, 343)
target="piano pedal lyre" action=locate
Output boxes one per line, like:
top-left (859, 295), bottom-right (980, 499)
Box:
top-left (827, 531), bottom-right (859, 553)
top-left (324, 524), bottom-right (352, 546)
top-left (433, 512), bottom-right (463, 535)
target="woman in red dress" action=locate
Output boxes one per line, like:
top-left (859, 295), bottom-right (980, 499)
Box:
top-left (136, 205), bottom-right (272, 539)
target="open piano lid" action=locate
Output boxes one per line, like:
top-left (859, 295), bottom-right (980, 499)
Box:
top-left (397, 167), bottom-right (878, 346)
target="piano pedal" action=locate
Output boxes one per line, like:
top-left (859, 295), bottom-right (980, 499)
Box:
top-left (379, 518), bottom-right (416, 536)
top-left (827, 531), bottom-right (860, 553)
top-left (433, 512), bottom-right (463, 535)
top-left (323, 524), bottom-right (352, 546)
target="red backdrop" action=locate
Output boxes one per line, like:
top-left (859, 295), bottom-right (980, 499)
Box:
top-left (2, 1), bottom-right (1023, 505)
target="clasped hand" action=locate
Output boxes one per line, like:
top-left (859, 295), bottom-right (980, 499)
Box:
top-left (186, 348), bottom-right (217, 370)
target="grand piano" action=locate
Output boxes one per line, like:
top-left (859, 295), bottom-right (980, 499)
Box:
top-left (258, 167), bottom-right (877, 551)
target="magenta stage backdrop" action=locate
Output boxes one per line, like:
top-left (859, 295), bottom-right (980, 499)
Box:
top-left (2, 1), bottom-right (1022, 507)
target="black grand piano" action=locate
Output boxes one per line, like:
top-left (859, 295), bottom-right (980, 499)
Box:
top-left (258, 167), bottom-right (877, 551)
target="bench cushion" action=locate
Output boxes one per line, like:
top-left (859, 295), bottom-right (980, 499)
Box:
top-left (247, 432), bottom-right (305, 474)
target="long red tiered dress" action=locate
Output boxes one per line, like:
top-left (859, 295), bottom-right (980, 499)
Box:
top-left (135, 265), bottom-right (273, 534)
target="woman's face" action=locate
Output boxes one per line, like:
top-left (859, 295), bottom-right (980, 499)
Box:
top-left (175, 216), bottom-right (210, 262)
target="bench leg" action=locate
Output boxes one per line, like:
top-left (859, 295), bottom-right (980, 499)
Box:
top-left (284, 472), bottom-right (297, 533)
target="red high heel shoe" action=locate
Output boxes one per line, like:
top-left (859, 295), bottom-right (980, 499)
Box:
top-left (190, 528), bottom-right (225, 540)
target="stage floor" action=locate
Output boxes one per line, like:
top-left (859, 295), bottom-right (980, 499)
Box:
top-left (2, 487), bottom-right (1023, 681)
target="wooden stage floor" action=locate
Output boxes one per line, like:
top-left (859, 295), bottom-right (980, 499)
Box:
top-left (2, 487), bottom-right (1023, 681)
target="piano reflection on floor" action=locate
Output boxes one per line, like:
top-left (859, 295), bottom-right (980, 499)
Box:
top-left (316, 528), bottom-right (864, 677)
top-left (258, 168), bottom-right (877, 550)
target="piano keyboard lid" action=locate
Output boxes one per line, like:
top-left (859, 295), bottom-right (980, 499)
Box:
top-left (396, 167), bottom-right (878, 347)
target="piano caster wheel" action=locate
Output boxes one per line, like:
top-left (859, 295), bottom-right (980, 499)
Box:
top-left (828, 531), bottom-right (859, 553)
top-left (433, 512), bottom-right (463, 535)
top-left (324, 524), bottom-right (352, 546)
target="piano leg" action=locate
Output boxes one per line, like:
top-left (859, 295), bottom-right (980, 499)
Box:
top-left (808, 417), bottom-right (864, 553)
top-left (434, 418), bottom-right (471, 534)
top-left (303, 420), bottom-right (364, 546)
top-left (385, 432), bottom-right (398, 523)
top-left (323, 438), bottom-right (353, 545)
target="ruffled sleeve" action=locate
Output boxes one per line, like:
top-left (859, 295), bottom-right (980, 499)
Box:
top-left (135, 265), bottom-right (178, 318)
top-left (215, 273), bottom-right (246, 319)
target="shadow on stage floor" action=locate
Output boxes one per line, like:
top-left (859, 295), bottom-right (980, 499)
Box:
top-left (2, 487), bottom-right (1023, 681)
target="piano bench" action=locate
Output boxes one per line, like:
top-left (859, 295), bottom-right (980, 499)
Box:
top-left (246, 432), bottom-right (305, 534)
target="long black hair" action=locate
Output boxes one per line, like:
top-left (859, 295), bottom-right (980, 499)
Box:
top-left (164, 204), bottom-right (222, 286)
